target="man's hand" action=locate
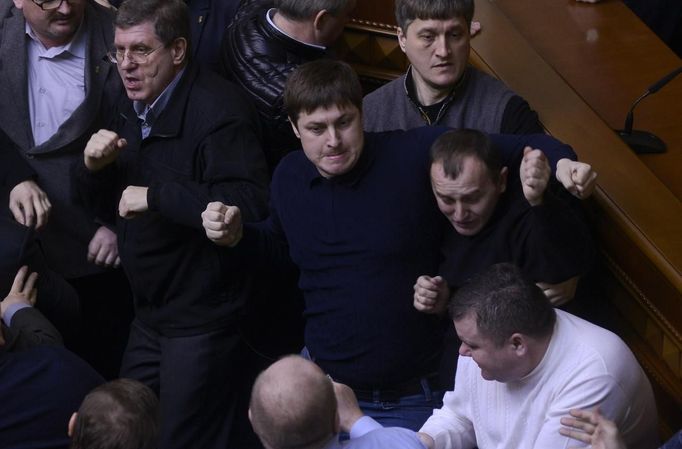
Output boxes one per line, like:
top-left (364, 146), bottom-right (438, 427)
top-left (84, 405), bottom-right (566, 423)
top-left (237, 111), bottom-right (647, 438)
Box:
top-left (520, 147), bottom-right (550, 206)
top-left (536, 276), bottom-right (579, 306)
top-left (332, 382), bottom-right (365, 433)
top-left (559, 408), bottom-right (626, 449)
top-left (119, 186), bottom-right (149, 219)
top-left (8, 180), bottom-right (51, 229)
top-left (556, 159), bottom-right (597, 199)
top-left (201, 202), bottom-right (243, 247)
top-left (87, 226), bottom-right (120, 268)
top-left (84, 129), bottom-right (127, 172)
top-left (1, 266), bottom-right (38, 318)
top-left (413, 275), bottom-right (449, 314)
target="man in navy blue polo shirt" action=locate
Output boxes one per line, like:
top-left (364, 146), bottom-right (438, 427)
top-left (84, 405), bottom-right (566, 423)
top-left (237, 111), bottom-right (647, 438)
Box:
top-left (201, 59), bottom-right (596, 431)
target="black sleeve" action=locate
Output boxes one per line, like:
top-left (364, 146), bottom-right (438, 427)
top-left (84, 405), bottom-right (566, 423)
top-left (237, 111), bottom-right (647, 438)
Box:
top-left (512, 186), bottom-right (595, 283)
top-left (500, 95), bottom-right (544, 135)
top-left (0, 135), bottom-right (35, 189)
top-left (4, 307), bottom-right (63, 352)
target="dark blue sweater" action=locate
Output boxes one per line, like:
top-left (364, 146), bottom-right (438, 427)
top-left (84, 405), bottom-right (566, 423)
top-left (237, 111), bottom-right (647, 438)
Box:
top-left (246, 128), bottom-right (576, 389)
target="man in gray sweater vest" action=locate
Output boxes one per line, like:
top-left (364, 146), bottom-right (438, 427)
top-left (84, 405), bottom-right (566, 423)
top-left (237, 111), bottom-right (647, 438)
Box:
top-left (363, 0), bottom-right (542, 135)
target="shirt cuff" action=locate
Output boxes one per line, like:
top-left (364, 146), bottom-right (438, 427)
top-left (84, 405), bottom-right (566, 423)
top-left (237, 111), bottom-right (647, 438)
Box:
top-left (350, 416), bottom-right (383, 439)
top-left (2, 303), bottom-right (32, 326)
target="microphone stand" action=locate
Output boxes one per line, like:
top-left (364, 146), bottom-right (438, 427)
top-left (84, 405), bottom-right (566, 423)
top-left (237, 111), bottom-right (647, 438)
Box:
top-left (616, 66), bottom-right (682, 154)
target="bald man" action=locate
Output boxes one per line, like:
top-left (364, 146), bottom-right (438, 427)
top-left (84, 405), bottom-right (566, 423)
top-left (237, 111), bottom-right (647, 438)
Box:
top-left (249, 355), bottom-right (427, 449)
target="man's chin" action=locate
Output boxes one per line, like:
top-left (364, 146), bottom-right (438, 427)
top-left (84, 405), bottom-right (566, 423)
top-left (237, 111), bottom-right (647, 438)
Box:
top-left (453, 223), bottom-right (480, 236)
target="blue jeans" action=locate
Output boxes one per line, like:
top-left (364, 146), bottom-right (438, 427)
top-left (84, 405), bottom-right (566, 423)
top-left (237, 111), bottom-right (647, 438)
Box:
top-left (356, 378), bottom-right (444, 431)
top-left (300, 347), bottom-right (443, 431)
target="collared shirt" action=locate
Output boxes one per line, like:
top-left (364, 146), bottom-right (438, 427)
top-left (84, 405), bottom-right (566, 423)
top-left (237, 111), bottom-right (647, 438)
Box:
top-left (318, 417), bottom-right (386, 449)
top-left (319, 416), bottom-right (425, 448)
top-left (26, 21), bottom-right (86, 146)
top-left (133, 68), bottom-right (186, 139)
top-left (266, 8), bottom-right (326, 50)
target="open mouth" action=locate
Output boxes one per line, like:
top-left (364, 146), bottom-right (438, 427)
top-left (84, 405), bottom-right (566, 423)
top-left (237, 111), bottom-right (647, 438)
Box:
top-left (123, 76), bottom-right (141, 90)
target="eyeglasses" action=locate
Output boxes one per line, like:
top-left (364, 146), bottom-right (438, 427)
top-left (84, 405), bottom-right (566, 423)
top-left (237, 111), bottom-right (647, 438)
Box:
top-left (31, 0), bottom-right (76, 11)
top-left (107, 45), bottom-right (164, 65)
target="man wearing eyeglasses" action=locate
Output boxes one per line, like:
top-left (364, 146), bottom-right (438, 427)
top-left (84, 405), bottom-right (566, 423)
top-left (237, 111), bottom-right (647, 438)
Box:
top-left (0, 0), bottom-right (134, 378)
top-left (73, 1), bottom-right (269, 448)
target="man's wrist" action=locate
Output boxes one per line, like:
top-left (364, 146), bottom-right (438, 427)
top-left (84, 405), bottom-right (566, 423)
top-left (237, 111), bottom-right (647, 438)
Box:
top-left (1, 302), bottom-right (32, 326)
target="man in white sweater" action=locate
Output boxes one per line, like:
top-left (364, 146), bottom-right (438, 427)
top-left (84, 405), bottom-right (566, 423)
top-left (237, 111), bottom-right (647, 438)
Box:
top-left (418, 263), bottom-right (658, 449)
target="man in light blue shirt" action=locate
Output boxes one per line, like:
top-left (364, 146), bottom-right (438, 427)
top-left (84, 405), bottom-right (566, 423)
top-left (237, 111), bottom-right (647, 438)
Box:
top-left (249, 355), bottom-right (427, 449)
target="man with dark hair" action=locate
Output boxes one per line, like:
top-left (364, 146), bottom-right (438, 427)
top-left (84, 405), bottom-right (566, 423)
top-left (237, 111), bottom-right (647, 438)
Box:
top-left (413, 129), bottom-right (593, 315)
top-left (418, 263), bottom-right (657, 449)
top-left (74, 0), bottom-right (269, 447)
top-left (363, 0), bottom-right (542, 135)
top-left (249, 355), bottom-right (426, 449)
top-left (222, 0), bottom-right (356, 170)
top-left (69, 378), bottom-right (159, 449)
top-left (202, 59), bottom-right (594, 430)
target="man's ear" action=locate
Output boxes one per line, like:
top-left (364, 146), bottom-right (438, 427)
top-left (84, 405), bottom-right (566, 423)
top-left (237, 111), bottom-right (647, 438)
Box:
top-left (68, 412), bottom-right (78, 437)
top-left (397, 27), bottom-right (407, 53)
top-left (170, 37), bottom-right (188, 66)
top-left (289, 118), bottom-right (301, 139)
top-left (313, 9), bottom-right (330, 34)
top-left (509, 333), bottom-right (526, 356)
top-left (499, 166), bottom-right (509, 194)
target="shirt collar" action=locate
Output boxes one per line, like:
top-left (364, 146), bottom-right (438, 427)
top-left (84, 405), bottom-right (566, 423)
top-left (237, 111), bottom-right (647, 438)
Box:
top-left (266, 8), bottom-right (327, 50)
top-left (25, 20), bottom-right (86, 59)
top-left (404, 65), bottom-right (468, 107)
top-left (133, 67), bottom-right (186, 124)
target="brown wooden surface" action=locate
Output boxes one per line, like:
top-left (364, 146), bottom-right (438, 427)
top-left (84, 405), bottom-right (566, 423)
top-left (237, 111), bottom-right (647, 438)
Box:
top-left (492, 0), bottom-right (682, 199)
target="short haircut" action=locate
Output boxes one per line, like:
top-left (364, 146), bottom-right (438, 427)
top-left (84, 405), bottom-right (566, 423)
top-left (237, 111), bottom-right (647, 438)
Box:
top-left (70, 379), bottom-right (159, 449)
top-left (449, 263), bottom-right (556, 346)
top-left (284, 59), bottom-right (363, 125)
top-left (275, 0), bottom-right (353, 21)
top-left (430, 128), bottom-right (503, 183)
top-left (249, 356), bottom-right (337, 449)
top-left (395, 0), bottom-right (475, 31)
top-left (115, 0), bottom-right (191, 48)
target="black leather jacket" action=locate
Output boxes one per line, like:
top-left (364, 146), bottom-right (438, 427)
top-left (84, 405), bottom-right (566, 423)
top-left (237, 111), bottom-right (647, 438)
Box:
top-left (220, 0), bottom-right (328, 170)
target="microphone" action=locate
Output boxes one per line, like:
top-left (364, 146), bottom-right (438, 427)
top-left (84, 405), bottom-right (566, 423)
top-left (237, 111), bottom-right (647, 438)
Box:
top-left (616, 66), bottom-right (682, 154)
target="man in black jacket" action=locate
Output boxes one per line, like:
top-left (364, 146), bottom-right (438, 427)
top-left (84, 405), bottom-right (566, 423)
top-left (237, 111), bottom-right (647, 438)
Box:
top-left (74, 1), bottom-right (269, 448)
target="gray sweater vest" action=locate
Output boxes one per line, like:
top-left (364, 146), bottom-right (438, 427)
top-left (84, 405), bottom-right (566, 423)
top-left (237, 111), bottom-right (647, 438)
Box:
top-left (363, 66), bottom-right (515, 134)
